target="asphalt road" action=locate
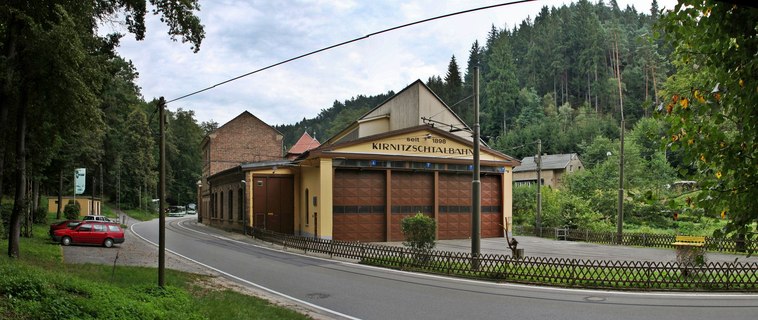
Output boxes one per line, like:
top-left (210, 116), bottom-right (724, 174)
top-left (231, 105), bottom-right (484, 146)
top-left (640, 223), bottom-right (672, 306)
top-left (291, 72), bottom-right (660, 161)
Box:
top-left (126, 217), bottom-right (758, 320)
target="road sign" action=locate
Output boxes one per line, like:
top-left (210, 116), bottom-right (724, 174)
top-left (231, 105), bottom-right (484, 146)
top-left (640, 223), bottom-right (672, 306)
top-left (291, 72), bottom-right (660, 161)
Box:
top-left (75, 168), bottom-right (86, 195)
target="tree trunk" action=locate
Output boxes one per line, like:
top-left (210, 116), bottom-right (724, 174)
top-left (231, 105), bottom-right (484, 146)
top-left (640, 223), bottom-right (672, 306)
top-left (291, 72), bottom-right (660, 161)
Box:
top-left (8, 87), bottom-right (28, 258)
top-left (57, 168), bottom-right (63, 219)
top-left (0, 13), bottom-right (21, 218)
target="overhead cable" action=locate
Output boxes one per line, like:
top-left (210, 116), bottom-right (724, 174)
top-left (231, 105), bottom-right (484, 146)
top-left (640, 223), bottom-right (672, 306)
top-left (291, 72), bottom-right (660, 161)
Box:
top-left (166, 0), bottom-right (534, 104)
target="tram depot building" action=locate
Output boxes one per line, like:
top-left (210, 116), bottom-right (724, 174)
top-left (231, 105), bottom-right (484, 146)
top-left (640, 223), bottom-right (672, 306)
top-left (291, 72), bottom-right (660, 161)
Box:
top-left (200, 80), bottom-right (520, 242)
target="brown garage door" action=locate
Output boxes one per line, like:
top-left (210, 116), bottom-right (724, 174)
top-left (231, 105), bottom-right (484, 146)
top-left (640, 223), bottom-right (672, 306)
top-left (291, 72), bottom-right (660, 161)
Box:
top-left (438, 173), bottom-right (502, 240)
top-left (481, 175), bottom-right (503, 238)
top-left (390, 171), bottom-right (434, 241)
top-left (253, 176), bottom-right (295, 234)
top-left (438, 173), bottom-right (471, 240)
top-left (333, 169), bottom-right (386, 242)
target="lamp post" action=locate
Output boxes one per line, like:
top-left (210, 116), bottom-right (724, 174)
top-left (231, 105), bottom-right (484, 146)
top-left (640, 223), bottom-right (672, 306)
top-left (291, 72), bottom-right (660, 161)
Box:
top-left (196, 180), bottom-right (202, 223)
top-left (241, 179), bottom-right (247, 235)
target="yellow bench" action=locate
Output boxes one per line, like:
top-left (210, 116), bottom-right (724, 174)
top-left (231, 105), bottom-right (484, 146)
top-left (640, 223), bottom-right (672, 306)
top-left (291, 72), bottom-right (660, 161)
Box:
top-left (672, 235), bottom-right (706, 247)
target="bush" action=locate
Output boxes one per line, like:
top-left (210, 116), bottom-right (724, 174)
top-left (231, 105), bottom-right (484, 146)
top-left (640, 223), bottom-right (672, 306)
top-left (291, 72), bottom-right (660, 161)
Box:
top-left (401, 213), bottom-right (436, 252)
top-left (64, 201), bottom-right (80, 220)
top-left (33, 207), bottom-right (48, 224)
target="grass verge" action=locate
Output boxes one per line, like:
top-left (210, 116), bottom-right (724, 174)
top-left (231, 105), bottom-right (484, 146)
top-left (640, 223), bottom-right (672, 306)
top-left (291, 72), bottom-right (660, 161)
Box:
top-left (0, 223), bottom-right (310, 320)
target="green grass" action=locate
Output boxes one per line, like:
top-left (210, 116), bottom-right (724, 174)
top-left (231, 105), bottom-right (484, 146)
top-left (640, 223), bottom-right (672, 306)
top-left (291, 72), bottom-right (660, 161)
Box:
top-left (0, 223), bottom-right (310, 320)
top-left (123, 208), bottom-right (158, 222)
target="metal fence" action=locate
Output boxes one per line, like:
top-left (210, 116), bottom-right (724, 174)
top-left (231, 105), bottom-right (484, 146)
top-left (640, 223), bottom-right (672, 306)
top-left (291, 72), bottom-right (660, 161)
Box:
top-left (514, 226), bottom-right (757, 253)
top-left (251, 228), bottom-right (758, 291)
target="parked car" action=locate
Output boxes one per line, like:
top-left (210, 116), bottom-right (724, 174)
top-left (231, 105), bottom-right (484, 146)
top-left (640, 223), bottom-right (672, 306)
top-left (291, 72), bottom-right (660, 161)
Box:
top-left (49, 220), bottom-right (81, 237)
top-left (52, 221), bottom-right (125, 248)
top-left (83, 215), bottom-right (112, 222)
top-left (186, 203), bottom-right (197, 215)
top-left (167, 206), bottom-right (186, 217)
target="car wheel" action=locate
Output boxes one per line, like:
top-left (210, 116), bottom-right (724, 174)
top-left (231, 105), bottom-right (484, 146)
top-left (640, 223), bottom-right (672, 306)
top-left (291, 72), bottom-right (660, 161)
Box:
top-left (61, 237), bottom-right (72, 246)
top-left (103, 238), bottom-right (114, 248)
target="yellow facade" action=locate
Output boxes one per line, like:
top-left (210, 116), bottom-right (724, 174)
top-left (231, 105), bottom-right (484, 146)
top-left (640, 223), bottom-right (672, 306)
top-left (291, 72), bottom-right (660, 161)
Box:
top-left (47, 197), bottom-right (101, 216)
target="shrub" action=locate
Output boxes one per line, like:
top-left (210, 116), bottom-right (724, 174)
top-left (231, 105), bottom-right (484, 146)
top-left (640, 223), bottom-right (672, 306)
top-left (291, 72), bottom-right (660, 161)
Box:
top-left (64, 201), bottom-right (80, 220)
top-left (401, 213), bottom-right (436, 252)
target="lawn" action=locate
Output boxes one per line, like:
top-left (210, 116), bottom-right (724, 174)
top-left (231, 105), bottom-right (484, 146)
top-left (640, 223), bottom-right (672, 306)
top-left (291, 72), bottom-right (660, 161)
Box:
top-left (0, 222), bottom-right (310, 320)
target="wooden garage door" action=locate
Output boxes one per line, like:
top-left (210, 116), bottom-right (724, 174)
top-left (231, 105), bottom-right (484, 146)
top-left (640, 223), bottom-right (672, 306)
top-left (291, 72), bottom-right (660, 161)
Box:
top-left (390, 171), bottom-right (434, 241)
top-left (438, 173), bottom-right (503, 240)
top-left (438, 173), bottom-right (471, 240)
top-left (253, 176), bottom-right (295, 234)
top-left (333, 170), bottom-right (386, 242)
top-left (481, 175), bottom-right (503, 238)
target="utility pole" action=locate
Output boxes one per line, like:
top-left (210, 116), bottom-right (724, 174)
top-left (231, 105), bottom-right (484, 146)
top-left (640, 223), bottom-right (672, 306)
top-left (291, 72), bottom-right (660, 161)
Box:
top-left (614, 31), bottom-right (625, 245)
top-left (536, 139), bottom-right (542, 237)
top-left (158, 97), bottom-right (166, 288)
top-left (472, 67), bottom-right (481, 269)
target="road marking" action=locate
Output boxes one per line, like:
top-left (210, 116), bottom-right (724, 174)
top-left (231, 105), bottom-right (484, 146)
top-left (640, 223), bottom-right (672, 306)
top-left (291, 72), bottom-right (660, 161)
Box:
top-left (130, 220), bottom-right (361, 320)
top-left (137, 219), bottom-right (758, 302)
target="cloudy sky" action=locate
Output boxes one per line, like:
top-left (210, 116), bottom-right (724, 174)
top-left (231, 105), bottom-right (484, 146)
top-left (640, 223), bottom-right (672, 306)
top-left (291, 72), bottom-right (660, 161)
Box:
top-left (108, 0), bottom-right (676, 126)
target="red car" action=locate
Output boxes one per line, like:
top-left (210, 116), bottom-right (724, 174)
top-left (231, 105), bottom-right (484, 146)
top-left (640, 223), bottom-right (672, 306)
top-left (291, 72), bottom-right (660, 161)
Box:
top-left (52, 221), bottom-right (125, 248)
top-left (49, 220), bottom-right (81, 237)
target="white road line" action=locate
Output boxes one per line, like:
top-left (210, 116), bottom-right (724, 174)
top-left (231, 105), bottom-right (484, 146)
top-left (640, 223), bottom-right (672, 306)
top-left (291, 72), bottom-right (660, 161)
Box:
top-left (172, 220), bottom-right (758, 299)
top-left (130, 220), bottom-right (361, 320)
top-left (137, 219), bottom-right (757, 304)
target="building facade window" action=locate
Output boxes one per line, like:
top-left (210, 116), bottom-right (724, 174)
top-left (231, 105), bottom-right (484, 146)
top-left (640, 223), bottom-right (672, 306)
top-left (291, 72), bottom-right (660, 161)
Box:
top-left (211, 193), bottom-right (216, 218)
top-left (305, 188), bottom-right (310, 226)
top-left (238, 188), bottom-right (244, 221)
top-left (228, 189), bottom-right (234, 221)
top-left (220, 191), bottom-right (224, 220)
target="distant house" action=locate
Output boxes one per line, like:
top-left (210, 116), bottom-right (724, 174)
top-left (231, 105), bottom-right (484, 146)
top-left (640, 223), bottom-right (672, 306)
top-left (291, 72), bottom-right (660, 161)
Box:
top-left (513, 153), bottom-right (583, 188)
top-left (286, 131), bottom-right (320, 160)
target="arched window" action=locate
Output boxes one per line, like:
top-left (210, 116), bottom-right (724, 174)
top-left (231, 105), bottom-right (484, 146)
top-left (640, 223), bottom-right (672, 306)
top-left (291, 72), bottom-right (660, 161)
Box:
top-left (238, 188), bottom-right (244, 221)
top-left (305, 188), bottom-right (310, 225)
top-left (228, 189), bottom-right (233, 221)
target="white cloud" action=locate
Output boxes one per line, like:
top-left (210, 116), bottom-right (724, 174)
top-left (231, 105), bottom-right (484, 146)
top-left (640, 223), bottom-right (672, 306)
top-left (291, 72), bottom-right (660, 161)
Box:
top-left (113, 0), bottom-right (675, 126)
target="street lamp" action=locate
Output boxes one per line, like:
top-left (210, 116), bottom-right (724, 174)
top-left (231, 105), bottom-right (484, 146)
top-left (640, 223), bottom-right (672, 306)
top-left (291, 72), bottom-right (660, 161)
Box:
top-left (196, 180), bottom-right (202, 223)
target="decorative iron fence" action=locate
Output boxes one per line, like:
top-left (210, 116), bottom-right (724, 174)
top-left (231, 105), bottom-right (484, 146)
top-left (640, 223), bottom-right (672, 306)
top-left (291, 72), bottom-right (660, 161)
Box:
top-left (514, 226), bottom-right (757, 253)
top-left (251, 228), bottom-right (758, 291)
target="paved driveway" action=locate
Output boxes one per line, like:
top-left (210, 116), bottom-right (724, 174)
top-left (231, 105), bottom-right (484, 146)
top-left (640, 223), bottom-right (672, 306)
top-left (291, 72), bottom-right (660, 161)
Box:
top-left (383, 236), bottom-right (758, 263)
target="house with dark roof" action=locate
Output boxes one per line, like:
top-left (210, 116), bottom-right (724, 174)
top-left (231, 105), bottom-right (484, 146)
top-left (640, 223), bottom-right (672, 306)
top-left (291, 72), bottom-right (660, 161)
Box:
top-left (512, 153), bottom-right (583, 188)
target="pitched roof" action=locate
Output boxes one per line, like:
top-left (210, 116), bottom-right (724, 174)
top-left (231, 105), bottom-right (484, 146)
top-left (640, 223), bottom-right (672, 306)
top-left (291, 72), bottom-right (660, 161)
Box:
top-left (513, 153), bottom-right (581, 172)
top-left (287, 131), bottom-right (320, 155)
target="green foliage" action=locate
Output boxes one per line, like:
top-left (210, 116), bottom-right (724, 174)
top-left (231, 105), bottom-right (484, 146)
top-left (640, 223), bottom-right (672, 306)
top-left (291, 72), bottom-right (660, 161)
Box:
top-left (658, 0), bottom-right (758, 243)
top-left (513, 185), bottom-right (610, 231)
top-left (401, 213), bottom-right (436, 252)
top-left (63, 200), bottom-right (80, 220)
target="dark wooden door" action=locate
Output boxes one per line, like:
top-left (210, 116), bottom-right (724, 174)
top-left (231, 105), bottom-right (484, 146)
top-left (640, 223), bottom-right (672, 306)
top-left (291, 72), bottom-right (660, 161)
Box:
top-left (253, 176), bottom-right (294, 234)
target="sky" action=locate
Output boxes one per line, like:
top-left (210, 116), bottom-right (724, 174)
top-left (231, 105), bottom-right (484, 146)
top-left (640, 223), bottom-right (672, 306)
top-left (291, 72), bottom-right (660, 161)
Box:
top-left (107, 0), bottom-right (677, 127)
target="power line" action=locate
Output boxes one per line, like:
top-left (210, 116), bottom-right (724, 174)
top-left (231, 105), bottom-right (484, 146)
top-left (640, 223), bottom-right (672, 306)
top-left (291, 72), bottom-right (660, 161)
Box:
top-left (166, 0), bottom-right (534, 104)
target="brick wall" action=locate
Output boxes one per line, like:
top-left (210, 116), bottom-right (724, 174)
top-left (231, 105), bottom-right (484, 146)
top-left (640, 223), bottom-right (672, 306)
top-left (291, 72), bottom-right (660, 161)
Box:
top-left (204, 112), bottom-right (283, 177)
